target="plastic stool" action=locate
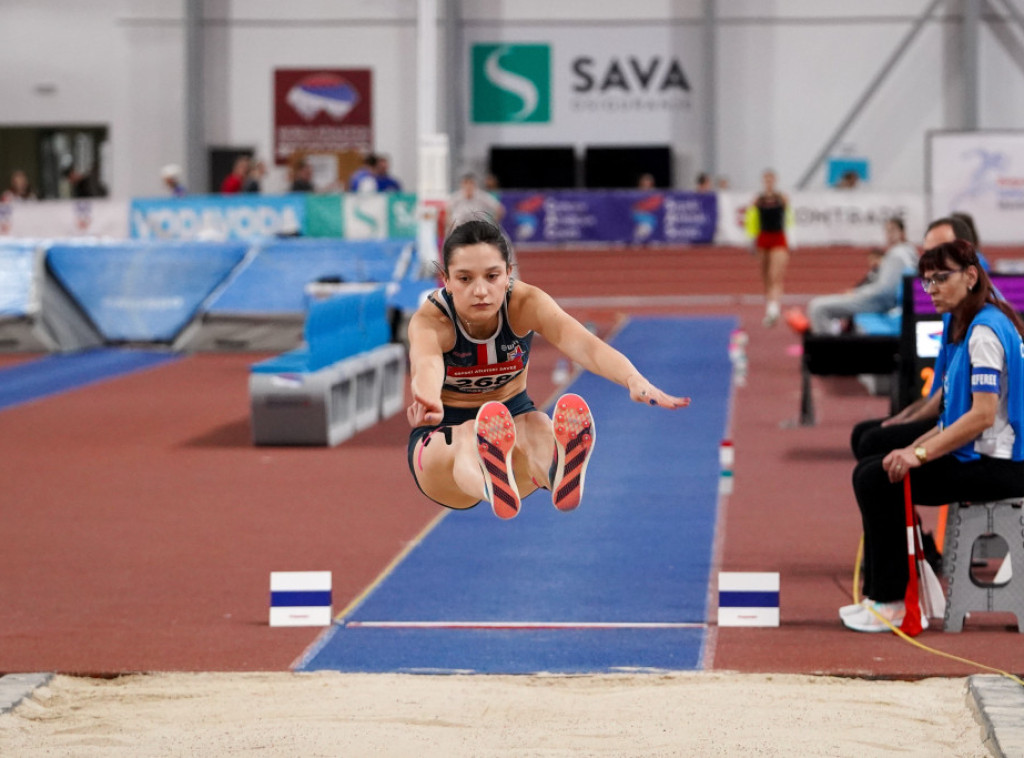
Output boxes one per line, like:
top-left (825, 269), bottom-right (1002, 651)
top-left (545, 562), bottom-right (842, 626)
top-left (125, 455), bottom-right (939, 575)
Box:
top-left (943, 499), bottom-right (1024, 633)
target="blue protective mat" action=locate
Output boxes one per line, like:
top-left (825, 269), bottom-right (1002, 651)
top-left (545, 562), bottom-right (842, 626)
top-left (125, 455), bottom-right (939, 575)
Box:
top-left (300, 316), bottom-right (735, 673)
top-left (206, 238), bottom-right (410, 314)
top-left (0, 349), bottom-right (180, 411)
top-left (0, 242), bottom-right (38, 317)
top-left (47, 241), bottom-right (248, 342)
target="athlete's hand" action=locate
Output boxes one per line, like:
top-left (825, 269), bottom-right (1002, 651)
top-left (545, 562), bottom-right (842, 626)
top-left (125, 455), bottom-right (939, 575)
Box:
top-left (627, 375), bottom-right (691, 409)
top-left (407, 393), bottom-right (444, 428)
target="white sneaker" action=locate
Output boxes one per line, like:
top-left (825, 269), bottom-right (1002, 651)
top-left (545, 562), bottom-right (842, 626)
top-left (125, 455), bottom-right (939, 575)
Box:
top-left (841, 600), bottom-right (929, 633)
top-left (838, 598), bottom-right (873, 619)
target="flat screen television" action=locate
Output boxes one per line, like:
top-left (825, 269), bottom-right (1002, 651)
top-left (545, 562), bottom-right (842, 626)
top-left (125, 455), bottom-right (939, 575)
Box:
top-left (583, 145), bottom-right (673, 188)
top-left (488, 146), bottom-right (577, 189)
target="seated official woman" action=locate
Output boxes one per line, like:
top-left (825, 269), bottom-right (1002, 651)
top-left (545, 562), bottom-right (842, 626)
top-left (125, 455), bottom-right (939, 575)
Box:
top-left (841, 239), bottom-right (1024, 632)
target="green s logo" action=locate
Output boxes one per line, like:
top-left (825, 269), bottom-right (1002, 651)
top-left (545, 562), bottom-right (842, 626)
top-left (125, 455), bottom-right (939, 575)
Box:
top-left (472, 44), bottom-right (551, 124)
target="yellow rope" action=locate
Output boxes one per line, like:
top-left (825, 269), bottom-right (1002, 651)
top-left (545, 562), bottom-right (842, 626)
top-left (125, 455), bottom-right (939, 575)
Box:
top-left (852, 534), bottom-right (1024, 688)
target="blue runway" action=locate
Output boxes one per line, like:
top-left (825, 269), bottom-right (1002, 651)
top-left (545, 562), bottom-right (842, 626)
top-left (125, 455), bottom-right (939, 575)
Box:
top-left (0, 349), bottom-right (179, 412)
top-left (300, 316), bottom-right (736, 673)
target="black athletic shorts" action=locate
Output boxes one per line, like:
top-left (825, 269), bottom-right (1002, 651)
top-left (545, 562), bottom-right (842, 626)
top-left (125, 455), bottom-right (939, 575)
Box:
top-left (407, 391), bottom-right (537, 505)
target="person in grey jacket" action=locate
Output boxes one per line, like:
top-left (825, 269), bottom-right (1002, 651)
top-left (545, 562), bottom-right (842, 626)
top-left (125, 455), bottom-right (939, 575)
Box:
top-left (805, 217), bottom-right (918, 334)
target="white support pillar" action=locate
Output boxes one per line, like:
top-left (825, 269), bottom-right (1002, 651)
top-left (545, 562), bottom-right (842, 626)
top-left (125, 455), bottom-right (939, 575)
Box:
top-left (184, 0), bottom-right (205, 192)
top-left (417, 0), bottom-right (438, 143)
top-left (416, 0), bottom-right (449, 274)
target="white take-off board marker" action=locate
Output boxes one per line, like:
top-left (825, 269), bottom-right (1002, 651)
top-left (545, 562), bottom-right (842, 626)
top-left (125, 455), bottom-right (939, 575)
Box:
top-left (717, 572), bottom-right (780, 627)
top-left (269, 571), bottom-right (332, 627)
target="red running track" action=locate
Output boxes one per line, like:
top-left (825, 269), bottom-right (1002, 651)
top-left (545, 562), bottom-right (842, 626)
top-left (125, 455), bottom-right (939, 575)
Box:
top-left (3, 245), bottom-right (1024, 675)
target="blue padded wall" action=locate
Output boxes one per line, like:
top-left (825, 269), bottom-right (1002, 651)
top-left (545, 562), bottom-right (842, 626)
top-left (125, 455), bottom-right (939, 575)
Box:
top-left (0, 242), bottom-right (39, 317)
top-left (46, 241), bottom-right (248, 342)
top-left (206, 239), bottom-right (411, 315)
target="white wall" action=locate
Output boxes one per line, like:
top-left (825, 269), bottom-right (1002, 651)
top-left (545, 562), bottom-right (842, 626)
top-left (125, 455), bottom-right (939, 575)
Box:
top-left (203, 9), bottom-right (422, 194)
top-left (1, 0), bottom-right (1023, 198)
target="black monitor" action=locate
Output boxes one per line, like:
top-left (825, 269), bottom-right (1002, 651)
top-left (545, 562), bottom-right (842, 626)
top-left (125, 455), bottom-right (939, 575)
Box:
top-left (488, 146), bottom-right (577, 190)
top-left (583, 145), bottom-right (673, 189)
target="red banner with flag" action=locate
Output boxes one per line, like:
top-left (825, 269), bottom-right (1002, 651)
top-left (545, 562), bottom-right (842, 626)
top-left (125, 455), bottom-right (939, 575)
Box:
top-left (273, 69), bottom-right (373, 165)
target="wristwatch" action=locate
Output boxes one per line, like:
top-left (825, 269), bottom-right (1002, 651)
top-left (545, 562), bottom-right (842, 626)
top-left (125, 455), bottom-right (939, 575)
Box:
top-left (914, 446), bottom-right (928, 464)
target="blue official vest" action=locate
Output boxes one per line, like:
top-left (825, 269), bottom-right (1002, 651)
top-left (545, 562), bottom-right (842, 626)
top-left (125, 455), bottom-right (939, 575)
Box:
top-left (940, 304), bottom-right (1024, 461)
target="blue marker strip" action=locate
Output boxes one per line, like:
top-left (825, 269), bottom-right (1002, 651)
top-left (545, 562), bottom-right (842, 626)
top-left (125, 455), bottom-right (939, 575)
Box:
top-left (271, 591), bottom-right (332, 608)
top-left (718, 591), bottom-right (780, 608)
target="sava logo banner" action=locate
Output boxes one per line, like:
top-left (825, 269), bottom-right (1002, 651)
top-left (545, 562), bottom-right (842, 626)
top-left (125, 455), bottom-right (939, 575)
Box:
top-left (471, 41), bottom-right (694, 123)
top-left (465, 30), bottom-right (703, 152)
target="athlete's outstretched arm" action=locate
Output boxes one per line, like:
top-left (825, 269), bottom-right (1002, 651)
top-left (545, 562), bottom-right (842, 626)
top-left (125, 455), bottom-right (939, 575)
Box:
top-left (406, 306), bottom-right (447, 427)
top-left (513, 283), bottom-right (689, 409)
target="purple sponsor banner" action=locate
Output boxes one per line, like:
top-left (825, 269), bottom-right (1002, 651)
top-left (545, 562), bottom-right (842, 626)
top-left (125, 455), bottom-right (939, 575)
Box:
top-left (501, 192), bottom-right (606, 243)
top-left (501, 190), bottom-right (716, 244)
top-left (626, 191), bottom-right (717, 244)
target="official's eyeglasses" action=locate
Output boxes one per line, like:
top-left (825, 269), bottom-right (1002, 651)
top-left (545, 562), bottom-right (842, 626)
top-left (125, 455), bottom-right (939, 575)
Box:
top-left (920, 269), bottom-right (963, 292)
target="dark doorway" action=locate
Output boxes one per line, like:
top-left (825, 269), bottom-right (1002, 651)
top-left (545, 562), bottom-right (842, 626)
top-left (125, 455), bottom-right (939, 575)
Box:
top-left (0, 125), bottom-right (109, 199)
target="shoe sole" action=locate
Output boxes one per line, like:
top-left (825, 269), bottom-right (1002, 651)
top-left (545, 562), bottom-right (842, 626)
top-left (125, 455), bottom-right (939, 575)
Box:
top-left (550, 393), bottom-right (596, 512)
top-left (842, 616), bottom-right (895, 633)
top-left (841, 606), bottom-right (929, 633)
top-left (474, 402), bottom-right (520, 520)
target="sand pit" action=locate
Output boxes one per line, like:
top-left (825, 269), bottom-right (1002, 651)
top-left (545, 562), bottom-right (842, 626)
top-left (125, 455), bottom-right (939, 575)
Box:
top-left (0, 671), bottom-right (987, 756)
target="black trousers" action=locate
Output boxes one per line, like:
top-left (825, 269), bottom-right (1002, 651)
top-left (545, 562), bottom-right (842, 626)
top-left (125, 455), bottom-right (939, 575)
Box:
top-left (850, 416), bottom-right (937, 460)
top-left (853, 454), bottom-right (1024, 602)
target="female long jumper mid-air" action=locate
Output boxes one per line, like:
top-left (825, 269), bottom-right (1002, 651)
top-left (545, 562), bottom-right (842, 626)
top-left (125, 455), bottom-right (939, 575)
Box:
top-left (406, 219), bottom-right (690, 519)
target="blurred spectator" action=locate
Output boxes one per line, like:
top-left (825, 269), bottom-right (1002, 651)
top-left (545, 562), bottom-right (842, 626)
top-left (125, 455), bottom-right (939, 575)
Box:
top-left (220, 155), bottom-right (251, 194)
top-left (695, 172), bottom-right (713, 192)
top-left (243, 159), bottom-right (266, 193)
top-left (836, 170), bottom-right (861, 189)
top-left (637, 173), bottom-right (656, 190)
top-left (61, 163), bottom-right (95, 198)
top-left (950, 210), bottom-right (991, 272)
top-left (951, 211), bottom-right (978, 244)
top-left (289, 157), bottom-right (315, 192)
top-left (375, 155), bottom-right (402, 192)
top-left (483, 172), bottom-right (500, 192)
top-left (160, 164), bottom-right (187, 197)
top-left (446, 173), bottom-right (505, 227)
top-left (716, 176), bottom-right (730, 190)
top-left (853, 247), bottom-right (886, 288)
top-left (791, 217), bottom-right (917, 335)
top-left (348, 153), bottom-right (380, 193)
top-left (2, 169), bottom-right (37, 201)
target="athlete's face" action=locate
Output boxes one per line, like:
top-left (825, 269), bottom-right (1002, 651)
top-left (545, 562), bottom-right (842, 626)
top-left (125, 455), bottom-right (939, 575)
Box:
top-left (444, 243), bottom-right (512, 327)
